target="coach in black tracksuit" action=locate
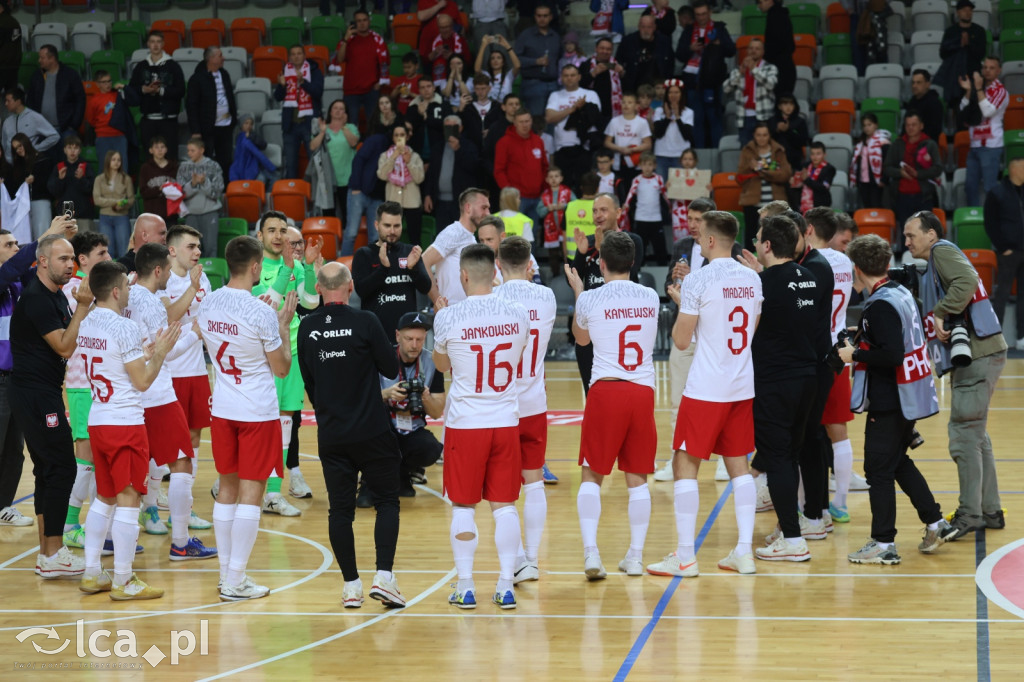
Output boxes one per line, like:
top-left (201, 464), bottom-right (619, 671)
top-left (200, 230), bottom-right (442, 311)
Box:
top-left (298, 261), bottom-right (402, 588)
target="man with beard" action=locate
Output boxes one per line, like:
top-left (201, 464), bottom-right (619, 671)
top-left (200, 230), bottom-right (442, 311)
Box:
top-left (422, 188), bottom-right (492, 305)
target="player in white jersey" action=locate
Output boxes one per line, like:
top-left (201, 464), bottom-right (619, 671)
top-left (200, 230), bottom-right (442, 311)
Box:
top-left (125, 243), bottom-right (217, 561)
top-left (77, 261), bottom-right (180, 600)
top-left (646, 211), bottom-right (763, 577)
top-left (198, 236), bottom-right (296, 602)
top-left (433, 244), bottom-right (530, 610)
top-left (422, 188), bottom-right (491, 305)
top-left (566, 231), bottom-right (659, 580)
top-left (494, 236), bottom-right (557, 583)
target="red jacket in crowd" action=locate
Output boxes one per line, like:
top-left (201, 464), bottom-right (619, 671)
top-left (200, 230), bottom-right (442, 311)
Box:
top-left (494, 127), bottom-right (548, 200)
top-left (332, 31), bottom-right (390, 95)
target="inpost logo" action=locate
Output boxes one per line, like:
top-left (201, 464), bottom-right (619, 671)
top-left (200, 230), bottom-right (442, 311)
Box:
top-left (14, 620), bottom-right (209, 669)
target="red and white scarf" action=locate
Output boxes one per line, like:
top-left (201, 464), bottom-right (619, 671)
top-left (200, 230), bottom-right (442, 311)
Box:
top-left (386, 146), bottom-right (413, 187)
top-left (685, 25), bottom-right (712, 74)
top-left (743, 60), bottom-right (763, 111)
top-left (851, 129), bottom-right (890, 185)
top-left (283, 61), bottom-right (313, 116)
top-left (671, 199), bottom-right (689, 240)
top-left (592, 0), bottom-right (614, 34)
top-left (589, 56), bottom-right (622, 117)
top-left (430, 33), bottom-right (467, 82)
top-left (970, 78), bottom-right (1008, 147)
top-left (800, 162), bottom-right (827, 213)
top-left (542, 184), bottom-right (572, 248)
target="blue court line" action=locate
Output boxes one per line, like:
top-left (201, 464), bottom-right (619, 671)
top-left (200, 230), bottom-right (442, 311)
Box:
top-left (613, 481), bottom-right (734, 682)
top-left (12, 493), bottom-right (33, 505)
top-left (976, 530), bottom-right (991, 682)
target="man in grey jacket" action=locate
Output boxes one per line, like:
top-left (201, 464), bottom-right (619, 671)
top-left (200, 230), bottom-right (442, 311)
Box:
top-left (176, 138), bottom-right (224, 258)
top-left (2, 86), bottom-right (60, 158)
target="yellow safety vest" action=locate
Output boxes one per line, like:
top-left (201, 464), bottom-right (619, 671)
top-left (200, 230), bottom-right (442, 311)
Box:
top-left (496, 211), bottom-right (532, 239)
top-left (565, 199), bottom-right (595, 257)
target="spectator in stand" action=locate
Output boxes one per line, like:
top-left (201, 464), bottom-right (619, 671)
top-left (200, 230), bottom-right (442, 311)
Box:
top-left (984, 156), bottom-right (1024, 351)
top-left (377, 124), bottom-right (426, 248)
top-left (442, 54), bottom-right (472, 107)
top-left (0, 0), bottom-right (20, 95)
top-left (591, 0), bottom-right (628, 41)
top-left (483, 93), bottom-right (520, 163)
top-left (335, 9), bottom-right (390, 129)
top-left (737, 122), bottom-right (792, 249)
top-left (581, 37), bottom-right (624, 122)
top-left (495, 108), bottom-right (548, 226)
top-left (2, 87), bottom-right (60, 159)
top-left (851, 112), bottom-right (890, 209)
top-left (367, 93), bottom-right (409, 138)
top-left (604, 92), bottom-right (653, 184)
top-left (652, 79), bottom-right (694, 181)
top-left (794, 141), bottom-right (836, 212)
top-left (344, 131), bottom-right (391, 256)
top-left (84, 71), bottom-right (129, 175)
top-left (462, 73), bottom-right (504, 147)
top-left (229, 113), bottom-right (277, 184)
top-left (643, 0), bottom-right (676, 39)
top-left (27, 46), bottom-right (85, 140)
top-left (938, 0), bottom-right (987, 105)
top-left (960, 57), bottom-right (1008, 206)
top-left (424, 115), bottom-right (478, 232)
top-left (903, 69), bottom-right (944, 142)
top-left (310, 100), bottom-right (360, 225)
top-left (274, 45), bottom-right (325, 180)
top-left (622, 152), bottom-right (671, 264)
top-left (557, 31), bottom-right (587, 81)
top-left (186, 46), bottom-right (237, 182)
top-left (723, 38), bottom-right (778, 146)
top-left (3, 134), bottom-right (55, 240)
top-left (616, 15), bottom-right (674, 95)
top-left (47, 135), bottom-right (95, 232)
top-left (496, 187), bottom-right (536, 245)
top-left (417, 0), bottom-right (465, 62)
top-left (473, 0), bottom-right (510, 40)
top-left (883, 113), bottom-right (941, 250)
top-left (768, 95), bottom-right (809, 198)
top-left (176, 138), bottom-right (224, 258)
top-left (138, 136), bottom-right (180, 224)
top-left (424, 14), bottom-right (471, 89)
top-left (473, 35), bottom-right (520, 102)
top-left (546, 64), bottom-right (601, 193)
top-left (676, 0), bottom-right (735, 149)
top-left (515, 3), bottom-right (562, 118)
top-left (406, 78), bottom-right (449, 162)
top-left (677, 4), bottom-right (694, 32)
top-left (390, 53), bottom-right (422, 116)
top-left (128, 31), bottom-right (186, 161)
top-left (760, 0), bottom-right (796, 98)
top-left (92, 150), bottom-right (133, 258)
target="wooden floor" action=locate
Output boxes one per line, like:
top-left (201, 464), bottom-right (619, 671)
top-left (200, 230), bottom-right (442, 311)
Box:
top-left (2, 360), bottom-right (1023, 680)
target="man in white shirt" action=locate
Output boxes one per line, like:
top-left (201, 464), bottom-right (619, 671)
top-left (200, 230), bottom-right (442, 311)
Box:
top-left (961, 56), bottom-right (1009, 205)
top-left (422, 187), bottom-right (491, 304)
top-left (648, 211), bottom-right (762, 578)
top-left (494, 236), bottom-right (557, 583)
top-left (566, 231), bottom-right (660, 580)
top-left (198, 235), bottom-right (296, 602)
top-left (433, 244), bottom-right (530, 610)
top-left (545, 64), bottom-right (601, 192)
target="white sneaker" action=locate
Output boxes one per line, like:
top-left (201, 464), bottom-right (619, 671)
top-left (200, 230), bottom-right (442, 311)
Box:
top-left (342, 581), bottom-right (364, 608)
top-left (755, 536), bottom-right (811, 562)
top-left (584, 554), bottom-right (607, 581)
top-left (717, 549), bottom-right (756, 574)
top-left (646, 552), bottom-right (699, 577)
top-left (139, 505), bottom-right (168, 535)
top-left (369, 571), bottom-right (406, 607)
top-left (653, 460), bottom-right (674, 482)
top-left (156, 487), bottom-right (169, 511)
top-left (219, 575), bottom-right (270, 601)
top-left (262, 493), bottom-right (301, 516)
top-left (35, 546), bottom-right (85, 578)
top-left (831, 471), bottom-right (870, 491)
top-left (1016, 337), bottom-right (1024, 351)
top-left (714, 457), bottom-right (729, 481)
top-left (210, 478), bottom-right (220, 500)
top-left (618, 557), bottom-right (644, 576)
top-left (755, 484), bottom-right (774, 512)
top-left (765, 514), bottom-right (828, 544)
top-left (288, 469), bottom-right (313, 499)
top-left (513, 560), bottom-right (540, 584)
top-left (0, 505), bottom-right (33, 526)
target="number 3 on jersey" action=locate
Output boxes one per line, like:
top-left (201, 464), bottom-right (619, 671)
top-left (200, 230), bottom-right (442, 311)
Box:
top-left (215, 342), bottom-right (243, 384)
top-left (727, 306), bottom-right (749, 355)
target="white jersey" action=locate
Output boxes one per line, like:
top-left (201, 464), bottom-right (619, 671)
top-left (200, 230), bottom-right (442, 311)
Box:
top-left (124, 285), bottom-right (194, 408)
top-left (78, 307), bottom-right (145, 426)
top-left (197, 287), bottom-right (283, 422)
top-left (433, 293), bottom-right (530, 429)
top-left (575, 280), bottom-right (659, 389)
top-left (546, 88), bottom-right (601, 149)
top-left (819, 247), bottom-right (854, 344)
top-left (679, 258), bottom-right (763, 402)
top-left (62, 272), bottom-right (89, 390)
top-left (604, 115), bottom-right (652, 170)
top-left (493, 254), bottom-right (540, 285)
top-left (158, 269), bottom-right (211, 377)
top-left (495, 279), bottom-right (557, 417)
top-left (429, 222), bottom-right (477, 305)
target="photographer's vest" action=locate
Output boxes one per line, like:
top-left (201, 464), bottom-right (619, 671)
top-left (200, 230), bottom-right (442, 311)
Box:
top-left (380, 349), bottom-right (437, 434)
top-left (565, 198), bottom-right (595, 258)
top-left (851, 284), bottom-right (939, 421)
top-left (920, 240), bottom-right (1002, 377)
top-left (500, 211), bottom-right (532, 240)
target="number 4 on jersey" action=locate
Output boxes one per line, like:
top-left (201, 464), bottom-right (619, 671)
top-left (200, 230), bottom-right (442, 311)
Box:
top-left (215, 342), bottom-right (243, 385)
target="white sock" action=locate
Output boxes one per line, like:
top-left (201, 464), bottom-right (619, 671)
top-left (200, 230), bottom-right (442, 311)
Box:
top-left (797, 468), bottom-right (805, 510)
top-left (626, 484), bottom-right (651, 560)
top-left (926, 520), bottom-right (939, 530)
top-left (168, 472), bottom-right (192, 547)
top-left (875, 540), bottom-right (893, 549)
top-left (67, 461), bottom-right (94, 521)
top-left (832, 439), bottom-right (854, 508)
top-left (576, 481), bottom-right (602, 557)
top-left (112, 506), bottom-right (140, 586)
top-left (226, 504), bottom-right (260, 587)
top-left (279, 415), bottom-right (293, 486)
top-left (450, 507), bottom-right (477, 592)
top-left (191, 451), bottom-right (199, 483)
top-left (212, 502), bottom-right (236, 581)
top-left (674, 479), bottom-right (699, 560)
top-left (82, 499), bottom-right (113, 575)
top-left (143, 459), bottom-right (161, 508)
top-left (522, 481), bottom-right (546, 563)
top-left (755, 472), bottom-right (767, 490)
top-left (493, 506), bottom-right (520, 593)
top-left (732, 474), bottom-right (755, 556)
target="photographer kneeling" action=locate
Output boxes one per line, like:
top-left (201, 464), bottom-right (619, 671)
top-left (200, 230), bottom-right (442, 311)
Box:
top-left (902, 212), bottom-right (1008, 540)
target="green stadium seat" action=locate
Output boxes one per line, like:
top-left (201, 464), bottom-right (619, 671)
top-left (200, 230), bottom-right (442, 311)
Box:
top-left (728, 210), bottom-right (745, 245)
top-left (111, 20), bottom-right (146, 56)
top-left (860, 97), bottom-right (901, 135)
top-left (218, 217), bottom-right (249, 237)
top-left (953, 207), bottom-right (991, 250)
top-left (421, 214), bottom-right (437, 245)
top-left (1002, 28), bottom-right (1024, 62)
top-left (789, 3), bottom-right (821, 35)
top-left (89, 50), bottom-right (126, 80)
top-left (741, 5), bottom-right (766, 35)
top-left (822, 33), bottom-right (852, 65)
top-left (200, 257), bottom-right (230, 289)
top-left (270, 17), bottom-right (305, 47)
top-left (18, 52), bottom-right (37, 90)
top-left (58, 50), bottom-right (85, 75)
top-left (1004, 0), bottom-right (1024, 33)
top-left (369, 13), bottom-right (387, 39)
top-left (311, 15), bottom-right (346, 51)
top-left (1004, 129), bottom-right (1024, 166)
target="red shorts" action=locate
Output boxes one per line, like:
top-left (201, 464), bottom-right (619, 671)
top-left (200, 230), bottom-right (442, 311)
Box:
top-left (144, 401), bottom-right (195, 467)
top-left (88, 424), bottom-right (150, 498)
top-left (210, 416), bottom-right (281, 481)
top-left (172, 375), bottom-right (212, 430)
top-left (443, 426), bottom-right (521, 505)
top-left (579, 381), bottom-right (657, 476)
top-left (518, 412), bottom-right (548, 472)
top-left (673, 396), bottom-right (754, 460)
top-left (821, 365), bottom-right (854, 424)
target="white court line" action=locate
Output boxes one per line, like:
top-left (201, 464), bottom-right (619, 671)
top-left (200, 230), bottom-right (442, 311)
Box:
top-left (0, 546), bottom-right (39, 570)
top-left (975, 537), bottom-right (1024, 620)
top-left (195, 567), bottom-right (457, 681)
top-left (0, 527), bottom-right (333, 633)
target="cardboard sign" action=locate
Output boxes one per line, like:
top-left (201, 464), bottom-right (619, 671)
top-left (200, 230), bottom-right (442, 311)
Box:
top-left (666, 168), bottom-right (711, 202)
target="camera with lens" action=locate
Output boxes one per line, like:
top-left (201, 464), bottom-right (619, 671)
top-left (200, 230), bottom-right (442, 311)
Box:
top-left (887, 263), bottom-right (920, 296)
top-left (908, 427), bottom-right (924, 450)
top-left (399, 377), bottom-right (426, 416)
top-left (946, 313), bottom-right (972, 368)
top-left (825, 328), bottom-right (855, 374)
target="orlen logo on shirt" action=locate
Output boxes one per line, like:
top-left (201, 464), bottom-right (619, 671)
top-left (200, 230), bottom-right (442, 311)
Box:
top-left (308, 329), bottom-right (353, 341)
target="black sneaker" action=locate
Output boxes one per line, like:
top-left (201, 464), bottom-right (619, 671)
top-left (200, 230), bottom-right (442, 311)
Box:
top-left (399, 479), bottom-right (417, 498)
top-left (939, 510), bottom-right (986, 541)
top-left (983, 509), bottom-right (1005, 529)
top-left (356, 486), bottom-right (374, 509)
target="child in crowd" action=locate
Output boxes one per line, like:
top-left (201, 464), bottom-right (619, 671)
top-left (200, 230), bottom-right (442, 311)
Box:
top-left (604, 92), bottom-right (652, 186)
top-left (594, 149), bottom-right (617, 196)
top-left (177, 137), bottom-right (225, 259)
top-left (47, 134), bottom-right (95, 231)
top-left (538, 166), bottom-right (576, 275)
top-left (637, 83), bottom-right (656, 124)
top-left (229, 113), bottom-right (277, 184)
top-left (138, 136), bottom-right (180, 224)
top-left (623, 152), bottom-right (670, 264)
top-left (665, 148), bottom-right (711, 241)
top-left (558, 32), bottom-right (587, 83)
top-left (795, 141), bottom-right (836, 212)
top-left (390, 52), bottom-right (421, 115)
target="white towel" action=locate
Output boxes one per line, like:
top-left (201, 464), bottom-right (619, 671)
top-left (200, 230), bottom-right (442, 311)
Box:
top-left (1, 182), bottom-right (31, 244)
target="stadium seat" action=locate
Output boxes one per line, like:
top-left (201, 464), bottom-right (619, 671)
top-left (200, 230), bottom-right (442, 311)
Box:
top-left (304, 45), bottom-right (329, 73)
top-left (818, 64), bottom-right (857, 101)
top-left (369, 13), bottom-right (387, 38)
top-left (225, 180), bottom-right (266, 224)
top-left (175, 0), bottom-right (209, 9)
top-left (815, 98), bottom-right (855, 134)
top-left (111, 20), bottom-right (146, 56)
top-left (887, 31), bottom-right (905, 67)
top-left (264, 143), bottom-right (282, 168)
top-left (853, 208), bottom-right (896, 243)
top-left (393, 13), bottom-right (421, 48)
top-left (953, 130), bottom-right (970, 168)
top-left (174, 47), bottom-right (205, 77)
top-left (741, 5), bottom-right (766, 36)
top-left (230, 17), bottom-right (266, 55)
top-left (302, 217), bottom-right (342, 260)
top-left (138, 0), bottom-right (170, 11)
top-left (949, 168), bottom-right (967, 209)
top-left (151, 20), bottom-right (187, 55)
top-left (352, 218), bottom-right (370, 252)
top-left (735, 35), bottom-right (763, 65)
top-left (864, 63), bottom-right (904, 100)
top-left (830, 170), bottom-right (849, 211)
top-left (1006, 95), bottom-right (1024, 131)
top-left (32, 22), bottom-right (68, 51)
top-left (272, 180), bottom-right (311, 222)
top-left (335, 255), bottom-right (354, 270)
top-left (127, 48), bottom-right (151, 76)
top-left (420, 213), bottom-right (437, 244)
top-left (1003, 29), bottom-right (1024, 62)
top-left (18, 53), bottom-right (37, 90)
top-left (270, 17), bottom-right (305, 47)
top-left (1005, 129), bottom-right (1024, 166)
top-left (965, 249), bottom-right (997, 294)
top-left (253, 45), bottom-right (287, 81)
top-left (718, 135), bottom-right (742, 176)
top-left (792, 34), bottom-right (817, 69)
top-left (59, 50), bottom-right (85, 76)
top-left (794, 66), bottom-right (814, 103)
top-left (200, 257), bottom-right (229, 289)
top-left (911, 0), bottom-right (949, 33)
top-left (89, 49), bottom-right (125, 80)
top-left (711, 172), bottom-right (741, 212)
top-left (932, 208), bottom-right (947, 230)
top-left (253, 0), bottom-right (285, 7)
top-left (813, 133), bottom-right (853, 172)
top-left (260, 109), bottom-right (283, 147)
top-left (953, 207), bottom-right (990, 249)
top-left (191, 18), bottom-right (226, 50)
top-left (61, 0), bottom-right (91, 10)
top-left (972, 0), bottom-right (992, 32)
top-left (860, 97), bottom-right (900, 135)
top-left (70, 22), bottom-right (106, 55)
top-left (311, 15), bottom-right (346, 51)
top-left (789, 3), bottom-right (821, 35)
top-left (910, 31), bottom-right (943, 65)
top-left (220, 46), bottom-right (248, 83)
top-left (1004, 0), bottom-right (1024, 33)
top-left (219, 216), bottom-right (248, 237)
top-left (822, 33), bottom-right (851, 65)
top-left (826, 2), bottom-right (850, 34)
top-left (887, 0), bottom-right (907, 38)
top-left (323, 76), bottom-right (345, 109)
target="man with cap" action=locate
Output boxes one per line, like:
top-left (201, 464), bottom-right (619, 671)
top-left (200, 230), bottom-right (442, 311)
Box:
top-left (938, 0), bottom-right (987, 105)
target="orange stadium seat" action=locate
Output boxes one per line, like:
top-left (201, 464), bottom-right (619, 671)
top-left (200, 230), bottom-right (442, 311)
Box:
top-left (191, 18), bottom-right (226, 50)
top-left (353, 218), bottom-right (370, 253)
top-left (335, 255), bottom-right (354, 270)
top-left (954, 130), bottom-right (970, 168)
top-left (272, 180), bottom-right (311, 222)
top-left (1006, 95), bottom-right (1024, 131)
top-left (253, 46), bottom-right (287, 81)
top-left (793, 34), bottom-right (818, 68)
top-left (152, 19), bottom-right (186, 54)
top-left (711, 172), bottom-right (741, 212)
top-left (304, 45), bottom-right (329, 73)
top-left (826, 2), bottom-right (850, 33)
top-left (226, 180), bottom-right (265, 224)
top-left (392, 13), bottom-right (420, 48)
top-left (854, 208), bottom-right (896, 243)
top-left (816, 98), bottom-right (856, 134)
top-left (932, 208), bottom-right (947, 230)
top-left (230, 17), bottom-right (266, 55)
top-left (965, 249), bottom-right (997, 294)
top-left (302, 218), bottom-right (341, 261)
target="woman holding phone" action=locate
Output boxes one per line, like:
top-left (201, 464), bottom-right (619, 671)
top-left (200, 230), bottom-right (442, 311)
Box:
top-left (93, 150), bottom-right (134, 257)
top-left (377, 123), bottom-right (425, 247)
